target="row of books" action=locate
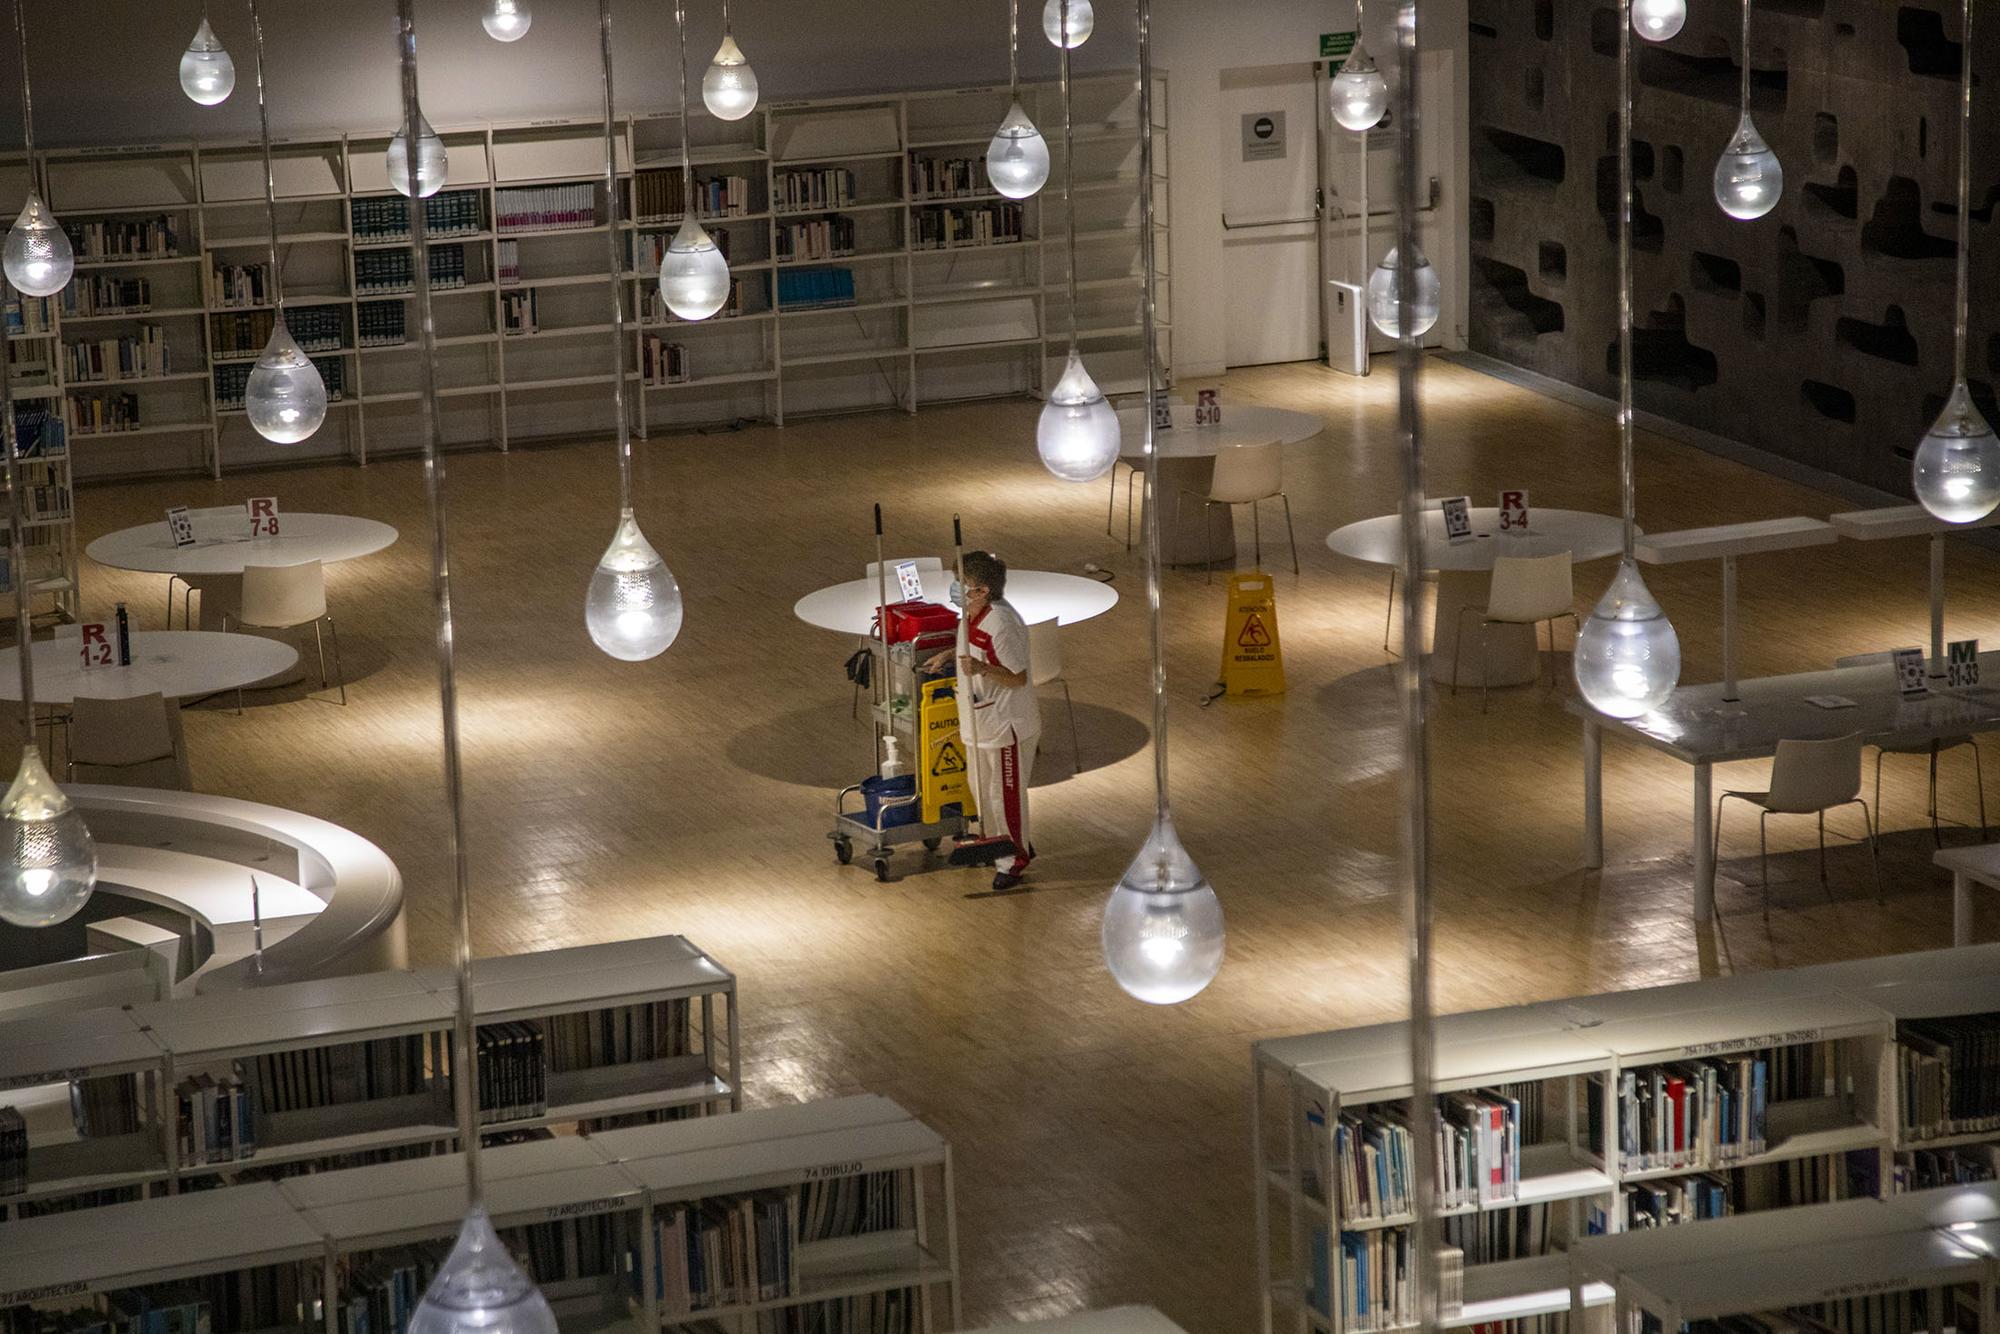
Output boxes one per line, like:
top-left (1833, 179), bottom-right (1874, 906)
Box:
top-left (62, 276), bottom-right (153, 318)
top-left (357, 302), bottom-right (409, 348)
top-left (549, 998), bottom-right (693, 1071)
top-left (776, 215), bottom-right (858, 262)
top-left (636, 227), bottom-right (735, 277)
top-left (799, 1167), bottom-right (914, 1242)
top-left (354, 191), bottom-right (485, 243)
top-left (6, 292), bottom-right (56, 332)
top-left (215, 356), bottom-right (345, 410)
top-left (909, 155), bottom-right (990, 201)
top-left (1685, 1293), bottom-right (1958, 1334)
top-left (634, 169), bottom-right (755, 223)
top-left (175, 1072), bottom-right (257, 1166)
top-left (508, 1212), bottom-right (626, 1284)
top-left (62, 392), bottom-right (143, 435)
top-left (71, 1072), bottom-right (143, 1138)
top-left (648, 279), bottom-right (750, 322)
top-left (641, 335), bottom-right (691, 385)
top-left (1323, 1089), bottom-right (1523, 1221)
top-left (1898, 1013), bottom-right (2000, 1141)
top-left (0, 1106), bottom-right (23, 1195)
top-left (1894, 1143), bottom-right (1999, 1191)
top-left (744, 1289), bottom-right (921, 1334)
top-left (253, 1034), bottom-right (430, 1116)
top-left (65, 215), bottom-right (180, 261)
top-left (1587, 1055), bottom-right (1773, 1172)
top-left (17, 481), bottom-right (72, 523)
top-left (209, 263), bottom-right (272, 309)
top-left (333, 1246), bottom-right (441, 1334)
top-left (775, 167), bottom-right (859, 213)
top-left (357, 247), bottom-right (469, 295)
top-left (1317, 1228), bottom-right (1464, 1332)
top-left (775, 266), bottom-right (856, 310)
top-left (14, 401), bottom-right (66, 456)
top-left (497, 238), bottom-right (520, 285)
top-left (912, 203), bottom-right (1024, 250)
top-left (64, 326), bottom-right (172, 382)
top-left (210, 307), bottom-right (344, 358)
top-left (652, 1193), bottom-right (796, 1312)
top-left (501, 288), bottom-right (538, 335)
top-left (474, 1021), bottom-right (548, 1125)
top-left (1588, 1174), bottom-right (1733, 1233)
top-left (1440, 1201), bottom-right (1553, 1266)
top-left (495, 184), bottom-right (598, 232)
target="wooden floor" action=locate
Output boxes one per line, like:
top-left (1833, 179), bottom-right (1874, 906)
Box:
top-left (69, 357), bottom-right (2000, 1331)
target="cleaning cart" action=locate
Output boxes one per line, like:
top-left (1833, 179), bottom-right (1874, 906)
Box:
top-left (831, 678), bottom-right (974, 881)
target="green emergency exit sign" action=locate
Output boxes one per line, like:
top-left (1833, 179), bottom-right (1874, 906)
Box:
top-left (1321, 30), bottom-right (1356, 59)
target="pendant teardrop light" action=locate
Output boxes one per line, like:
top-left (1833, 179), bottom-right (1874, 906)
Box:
top-left (0, 740), bottom-right (95, 928)
top-left (3, 194), bottom-right (71, 298)
top-left (986, 102), bottom-right (1050, 199)
top-left (587, 510), bottom-right (684, 660)
top-left (180, 15), bottom-right (236, 105)
top-left (1102, 812), bottom-right (1225, 1005)
top-left (1042, 0), bottom-right (1092, 47)
top-left (1037, 349), bottom-right (1119, 482)
top-left (245, 316), bottom-right (329, 444)
top-left (406, 1207), bottom-right (557, 1334)
top-left (702, 22), bottom-right (757, 121)
top-left (1574, 558), bottom-right (1681, 718)
top-left (1329, 42), bottom-right (1389, 132)
top-left (481, 0), bottom-right (531, 41)
top-left (1713, 112), bottom-right (1782, 220)
top-left (387, 108), bottom-right (448, 198)
top-left (1631, 0), bottom-right (1686, 41)
top-left (1365, 244), bottom-right (1441, 339)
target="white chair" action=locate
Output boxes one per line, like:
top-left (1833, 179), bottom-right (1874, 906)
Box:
top-left (1835, 651), bottom-right (1986, 845)
top-left (225, 561), bottom-right (344, 707)
top-left (1108, 456), bottom-right (1143, 549)
top-left (69, 693), bottom-right (187, 790)
top-left (168, 505), bottom-right (247, 628)
top-left (1028, 618), bottom-right (1081, 773)
top-left (1714, 734), bottom-right (1882, 916)
top-left (1450, 552), bottom-right (1578, 712)
top-left (1175, 443), bottom-right (1299, 583)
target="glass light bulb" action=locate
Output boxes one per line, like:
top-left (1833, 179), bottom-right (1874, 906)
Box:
top-left (986, 101), bottom-right (1051, 199)
top-left (702, 33), bottom-right (758, 121)
top-left (586, 510), bottom-right (683, 661)
top-left (1042, 0), bottom-right (1093, 47)
top-left (387, 109), bottom-right (449, 199)
top-left (1574, 559), bottom-right (1682, 719)
top-left (1713, 112), bottom-right (1782, 220)
top-left (0, 745), bottom-right (96, 929)
top-left (407, 1208), bottom-right (558, 1334)
top-left (179, 17), bottom-right (236, 106)
top-left (4, 194), bottom-right (73, 299)
top-left (1102, 812), bottom-right (1224, 1005)
top-left (245, 317), bottom-right (329, 444)
top-left (481, 0), bottom-right (531, 41)
top-left (1329, 44), bottom-right (1389, 132)
top-left (1366, 244), bottom-right (1442, 339)
top-left (1914, 380), bottom-right (2000, 524)
top-left (658, 219), bottom-right (731, 321)
top-left (1037, 349), bottom-right (1120, 482)
top-left (1632, 0), bottom-right (1686, 41)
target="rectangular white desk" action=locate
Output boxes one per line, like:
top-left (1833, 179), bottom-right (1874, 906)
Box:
top-left (1830, 503), bottom-right (2000, 665)
top-left (1937, 842), bottom-right (2000, 944)
top-left (1636, 517), bottom-right (1836, 698)
top-left (1573, 651), bottom-right (2000, 920)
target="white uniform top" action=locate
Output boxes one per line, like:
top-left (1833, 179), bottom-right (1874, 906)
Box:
top-left (965, 596), bottom-right (1039, 747)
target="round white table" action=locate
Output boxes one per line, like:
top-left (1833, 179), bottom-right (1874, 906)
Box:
top-left (793, 567), bottom-right (1119, 634)
top-left (1326, 507), bottom-right (1627, 686)
top-left (1109, 405), bottom-right (1326, 566)
top-left (0, 631), bottom-right (299, 704)
top-left (87, 512), bottom-right (398, 631)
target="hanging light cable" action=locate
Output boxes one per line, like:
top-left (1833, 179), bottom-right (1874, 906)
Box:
top-left (1914, 0), bottom-right (2000, 524)
top-left (1713, 0), bottom-right (1781, 220)
top-left (180, 0), bottom-right (236, 105)
top-left (659, 0), bottom-right (731, 321)
top-left (1390, 1), bottom-right (1440, 1331)
top-left (586, 0), bottom-right (683, 662)
top-left (0, 273), bottom-right (94, 930)
top-left (393, 8), bottom-right (556, 1333)
top-left (1100, 0), bottom-right (1222, 1007)
top-left (1036, 0), bottom-right (1119, 484)
top-left (701, 0), bottom-right (757, 121)
top-left (1574, 0), bottom-right (1681, 720)
top-left (985, 0), bottom-right (1050, 200)
top-left (2, 0), bottom-right (70, 299)
top-left (241, 0), bottom-right (328, 446)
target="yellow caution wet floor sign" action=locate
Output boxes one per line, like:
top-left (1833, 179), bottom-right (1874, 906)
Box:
top-left (919, 678), bottom-right (977, 822)
top-left (1219, 571), bottom-right (1286, 695)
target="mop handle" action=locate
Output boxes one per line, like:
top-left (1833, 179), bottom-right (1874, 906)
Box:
top-left (873, 503), bottom-right (890, 679)
top-left (951, 513), bottom-right (981, 770)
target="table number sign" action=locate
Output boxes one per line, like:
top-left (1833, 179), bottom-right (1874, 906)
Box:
top-left (894, 560), bottom-right (924, 603)
top-left (1150, 389), bottom-right (1174, 431)
top-left (1949, 639), bottom-right (1981, 689)
top-left (1498, 489), bottom-right (1531, 534)
top-left (1440, 496), bottom-right (1474, 545)
top-left (1893, 646), bottom-right (1929, 698)
top-left (164, 506), bottom-right (196, 548)
top-left (77, 623), bottom-right (115, 670)
top-left (1193, 388), bottom-right (1222, 426)
top-left (246, 497), bottom-right (280, 537)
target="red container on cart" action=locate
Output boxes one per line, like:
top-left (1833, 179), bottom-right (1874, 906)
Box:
top-left (874, 599), bottom-right (958, 644)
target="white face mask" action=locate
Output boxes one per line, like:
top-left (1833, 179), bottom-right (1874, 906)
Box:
top-left (948, 578), bottom-right (963, 608)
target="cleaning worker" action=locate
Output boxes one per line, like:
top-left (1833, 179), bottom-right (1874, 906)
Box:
top-left (924, 550), bottom-right (1038, 890)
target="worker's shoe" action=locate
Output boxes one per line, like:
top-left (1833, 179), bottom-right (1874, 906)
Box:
top-left (992, 869), bottom-right (1026, 891)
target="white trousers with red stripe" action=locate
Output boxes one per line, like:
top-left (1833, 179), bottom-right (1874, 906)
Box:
top-left (972, 725), bottom-right (1038, 874)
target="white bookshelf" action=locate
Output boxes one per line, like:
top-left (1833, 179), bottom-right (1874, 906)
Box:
top-left (0, 934), bottom-right (737, 1219)
top-left (1254, 942), bottom-right (2000, 1334)
top-left (0, 1094), bottom-right (959, 1334)
top-left (11, 73), bottom-right (1165, 484)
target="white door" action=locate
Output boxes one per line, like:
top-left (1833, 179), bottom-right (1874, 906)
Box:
top-left (1220, 63), bottom-right (1322, 368)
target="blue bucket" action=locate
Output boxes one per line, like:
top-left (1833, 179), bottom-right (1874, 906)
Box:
top-left (860, 774), bottom-right (919, 829)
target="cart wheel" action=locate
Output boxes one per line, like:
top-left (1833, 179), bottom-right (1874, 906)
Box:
top-left (922, 837), bottom-right (942, 852)
top-left (833, 837), bottom-right (853, 865)
top-left (873, 858), bottom-right (892, 882)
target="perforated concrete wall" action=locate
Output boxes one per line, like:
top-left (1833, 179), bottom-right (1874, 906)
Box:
top-left (1466, 0), bottom-right (1995, 500)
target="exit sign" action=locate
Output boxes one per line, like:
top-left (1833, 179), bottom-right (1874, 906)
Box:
top-left (1321, 30), bottom-right (1356, 59)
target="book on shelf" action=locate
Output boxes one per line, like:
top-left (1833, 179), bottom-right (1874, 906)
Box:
top-left (1443, 1201), bottom-right (1554, 1265)
top-left (774, 267), bottom-right (854, 311)
top-left (62, 276), bottom-right (153, 319)
top-left (497, 239), bottom-right (520, 285)
top-left (62, 392), bottom-right (143, 435)
top-left (209, 263), bottom-right (271, 309)
top-left (1586, 1050), bottom-right (1803, 1172)
top-left (1899, 1012), bottom-right (2000, 1141)
top-left (13, 401), bottom-right (65, 458)
top-left (356, 246), bottom-right (466, 295)
top-left (547, 999), bottom-right (692, 1070)
top-left (252, 1034), bottom-right (429, 1116)
top-left (5, 292), bottom-right (57, 333)
top-left (495, 183), bottom-right (598, 233)
top-left (0, 1105), bottom-right (23, 1196)
top-left (353, 191), bottom-right (485, 243)
top-left (798, 1167), bottom-right (914, 1241)
top-left (634, 170), bottom-right (753, 224)
top-left (641, 335), bottom-right (690, 386)
top-left (1316, 1228), bottom-right (1463, 1331)
top-left (211, 307), bottom-right (345, 358)
top-left (69, 1072), bottom-right (142, 1139)
top-left (776, 215), bottom-right (857, 263)
top-left (1587, 1175), bottom-right (1732, 1234)
top-left (501, 288), bottom-right (537, 336)
top-left (175, 1071), bottom-right (257, 1167)
top-left (357, 301), bottom-right (408, 348)
top-left (64, 214), bottom-right (179, 262)
top-left (1315, 1083), bottom-right (1535, 1221)
top-left (474, 1021), bottom-right (547, 1126)
top-left (774, 167), bottom-right (857, 213)
top-left (1895, 1144), bottom-right (2000, 1191)
top-left (908, 154), bottom-right (988, 201)
top-left (912, 202), bottom-right (1023, 250)
top-left (64, 325), bottom-right (171, 382)
top-left (335, 1245), bottom-right (443, 1334)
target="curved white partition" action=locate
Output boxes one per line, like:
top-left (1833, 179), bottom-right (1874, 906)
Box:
top-left (67, 785), bottom-right (406, 993)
